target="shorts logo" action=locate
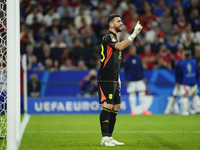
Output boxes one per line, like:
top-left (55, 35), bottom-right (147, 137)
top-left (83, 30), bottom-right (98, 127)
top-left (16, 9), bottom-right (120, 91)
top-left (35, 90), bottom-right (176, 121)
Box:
top-left (109, 94), bottom-right (113, 99)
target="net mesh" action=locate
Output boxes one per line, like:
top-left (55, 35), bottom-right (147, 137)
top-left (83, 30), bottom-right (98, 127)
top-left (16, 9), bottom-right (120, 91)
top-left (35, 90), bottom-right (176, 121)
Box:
top-left (0, 0), bottom-right (7, 149)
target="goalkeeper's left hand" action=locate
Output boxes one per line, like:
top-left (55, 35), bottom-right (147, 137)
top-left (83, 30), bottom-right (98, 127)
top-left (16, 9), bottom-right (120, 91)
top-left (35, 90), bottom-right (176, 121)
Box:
top-left (128, 21), bottom-right (143, 41)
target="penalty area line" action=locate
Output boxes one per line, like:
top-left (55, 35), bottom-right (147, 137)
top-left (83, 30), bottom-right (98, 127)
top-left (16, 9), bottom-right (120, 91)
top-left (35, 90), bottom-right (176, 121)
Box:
top-left (25, 131), bottom-right (200, 134)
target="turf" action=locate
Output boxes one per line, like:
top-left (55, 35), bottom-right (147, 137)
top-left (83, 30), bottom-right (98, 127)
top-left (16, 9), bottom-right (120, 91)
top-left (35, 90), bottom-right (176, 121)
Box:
top-left (19, 114), bottom-right (200, 150)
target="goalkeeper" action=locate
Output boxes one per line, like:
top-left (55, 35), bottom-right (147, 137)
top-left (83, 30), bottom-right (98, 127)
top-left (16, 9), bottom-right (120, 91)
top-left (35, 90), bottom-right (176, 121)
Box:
top-left (97, 14), bottom-right (143, 146)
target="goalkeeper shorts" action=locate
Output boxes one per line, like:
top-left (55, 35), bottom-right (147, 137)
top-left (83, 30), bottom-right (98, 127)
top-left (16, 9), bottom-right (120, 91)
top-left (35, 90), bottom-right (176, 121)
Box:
top-left (98, 81), bottom-right (121, 104)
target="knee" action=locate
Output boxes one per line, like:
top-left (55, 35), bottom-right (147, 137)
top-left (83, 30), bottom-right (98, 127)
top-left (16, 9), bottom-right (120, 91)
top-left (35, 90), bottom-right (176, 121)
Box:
top-left (102, 101), bottom-right (113, 110)
top-left (113, 104), bottom-right (121, 112)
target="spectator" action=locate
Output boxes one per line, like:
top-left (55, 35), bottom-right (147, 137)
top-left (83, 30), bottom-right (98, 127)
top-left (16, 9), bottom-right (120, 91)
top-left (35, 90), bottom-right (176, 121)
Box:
top-left (82, 36), bottom-right (96, 66)
top-left (145, 21), bottom-right (165, 44)
top-left (60, 58), bottom-right (76, 71)
top-left (50, 35), bottom-right (67, 48)
top-left (194, 16), bottom-right (200, 32)
top-left (174, 14), bottom-right (189, 34)
top-left (29, 16), bottom-right (43, 35)
top-left (60, 48), bottom-right (71, 65)
top-left (122, 2), bottom-right (137, 33)
top-left (28, 73), bottom-right (41, 97)
top-left (166, 33), bottom-right (180, 54)
top-left (139, 1), bottom-right (157, 31)
top-left (34, 26), bottom-right (49, 43)
top-left (24, 0), bottom-right (43, 17)
top-left (79, 25), bottom-right (99, 45)
top-left (44, 58), bottom-right (57, 73)
top-left (48, 25), bottom-right (60, 44)
top-left (78, 69), bottom-right (98, 97)
top-left (35, 38), bottom-right (47, 48)
top-left (38, 44), bottom-right (59, 68)
top-left (93, 16), bottom-right (109, 42)
top-left (20, 24), bottom-right (35, 48)
top-left (93, 1), bottom-right (111, 17)
top-left (195, 31), bottom-right (200, 45)
top-left (74, 7), bottom-right (92, 30)
top-left (135, 37), bottom-right (146, 55)
top-left (184, 0), bottom-right (200, 18)
top-left (71, 37), bottom-right (84, 62)
top-left (25, 6), bottom-right (44, 26)
top-left (25, 44), bottom-right (35, 64)
top-left (140, 44), bottom-right (157, 69)
top-left (160, 15), bottom-right (173, 38)
top-left (180, 24), bottom-right (196, 44)
top-left (155, 44), bottom-right (173, 70)
top-left (181, 32), bottom-right (195, 56)
top-left (174, 43), bottom-right (184, 63)
top-left (62, 25), bottom-right (79, 47)
top-left (47, 18), bottom-right (61, 34)
top-left (189, 9), bottom-right (199, 32)
top-left (43, 7), bottom-right (60, 27)
top-left (27, 55), bottom-right (44, 71)
top-left (150, 34), bottom-right (162, 54)
top-left (173, 4), bottom-right (184, 25)
top-left (57, 0), bottom-right (74, 18)
top-left (38, 0), bottom-right (59, 10)
top-left (74, 2), bottom-right (91, 16)
top-left (114, 0), bottom-right (128, 16)
top-left (61, 9), bottom-right (74, 25)
top-left (153, 0), bottom-right (165, 17)
top-left (76, 60), bottom-right (88, 70)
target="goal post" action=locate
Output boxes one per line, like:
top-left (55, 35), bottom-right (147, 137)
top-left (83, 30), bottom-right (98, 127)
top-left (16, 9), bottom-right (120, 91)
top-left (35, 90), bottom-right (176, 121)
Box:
top-left (7, 0), bottom-right (20, 149)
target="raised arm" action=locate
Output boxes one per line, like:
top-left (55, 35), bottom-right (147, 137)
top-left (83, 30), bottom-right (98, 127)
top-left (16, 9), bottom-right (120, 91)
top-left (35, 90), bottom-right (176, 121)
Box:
top-left (114, 21), bottom-right (143, 51)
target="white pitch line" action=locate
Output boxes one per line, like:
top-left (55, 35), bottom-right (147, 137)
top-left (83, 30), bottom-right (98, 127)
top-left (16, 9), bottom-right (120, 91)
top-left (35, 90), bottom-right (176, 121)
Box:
top-left (24, 131), bottom-right (200, 134)
top-left (17, 114), bottom-right (30, 148)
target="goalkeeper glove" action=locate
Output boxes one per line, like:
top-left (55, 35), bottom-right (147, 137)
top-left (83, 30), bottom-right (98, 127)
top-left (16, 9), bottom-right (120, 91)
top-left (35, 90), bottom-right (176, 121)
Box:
top-left (128, 21), bottom-right (143, 41)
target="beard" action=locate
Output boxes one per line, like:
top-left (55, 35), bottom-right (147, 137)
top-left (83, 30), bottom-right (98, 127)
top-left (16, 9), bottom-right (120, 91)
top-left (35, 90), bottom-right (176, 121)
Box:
top-left (114, 26), bottom-right (122, 32)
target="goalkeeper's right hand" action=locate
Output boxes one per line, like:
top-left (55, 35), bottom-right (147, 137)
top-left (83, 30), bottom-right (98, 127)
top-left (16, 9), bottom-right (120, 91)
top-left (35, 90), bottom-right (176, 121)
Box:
top-left (128, 21), bottom-right (143, 41)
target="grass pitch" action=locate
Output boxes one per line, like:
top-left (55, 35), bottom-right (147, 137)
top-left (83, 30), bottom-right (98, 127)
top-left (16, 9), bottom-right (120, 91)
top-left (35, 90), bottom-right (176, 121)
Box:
top-left (19, 114), bottom-right (200, 150)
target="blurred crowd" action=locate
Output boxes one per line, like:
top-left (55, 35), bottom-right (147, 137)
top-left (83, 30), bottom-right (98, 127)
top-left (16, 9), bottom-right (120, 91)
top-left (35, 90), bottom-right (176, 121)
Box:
top-left (19, 0), bottom-right (200, 72)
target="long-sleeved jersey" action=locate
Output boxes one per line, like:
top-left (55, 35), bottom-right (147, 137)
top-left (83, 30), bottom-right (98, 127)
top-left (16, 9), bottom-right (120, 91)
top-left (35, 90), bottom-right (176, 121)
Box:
top-left (124, 54), bottom-right (144, 81)
top-left (178, 58), bottom-right (199, 85)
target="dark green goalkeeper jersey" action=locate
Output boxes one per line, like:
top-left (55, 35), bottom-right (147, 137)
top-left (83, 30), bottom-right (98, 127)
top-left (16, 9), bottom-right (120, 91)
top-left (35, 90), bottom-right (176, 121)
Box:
top-left (98, 31), bottom-right (122, 82)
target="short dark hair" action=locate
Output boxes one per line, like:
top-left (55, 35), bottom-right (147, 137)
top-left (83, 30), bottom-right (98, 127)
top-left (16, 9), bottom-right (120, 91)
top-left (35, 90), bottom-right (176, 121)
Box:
top-left (106, 14), bottom-right (120, 26)
top-left (184, 50), bottom-right (191, 58)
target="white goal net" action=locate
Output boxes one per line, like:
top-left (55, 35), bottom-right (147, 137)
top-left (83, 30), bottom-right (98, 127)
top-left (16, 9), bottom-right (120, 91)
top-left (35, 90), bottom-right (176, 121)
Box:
top-left (0, 0), bottom-right (7, 149)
